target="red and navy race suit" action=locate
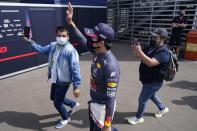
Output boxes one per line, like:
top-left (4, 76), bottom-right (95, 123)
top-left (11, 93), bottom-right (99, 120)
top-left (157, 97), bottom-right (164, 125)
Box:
top-left (90, 51), bottom-right (120, 121)
top-left (69, 25), bottom-right (120, 123)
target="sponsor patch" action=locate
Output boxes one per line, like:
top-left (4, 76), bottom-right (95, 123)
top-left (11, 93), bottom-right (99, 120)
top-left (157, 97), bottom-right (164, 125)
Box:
top-left (107, 82), bottom-right (117, 88)
top-left (107, 91), bottom-right (116, 97)
top-left (96, 63), bottom-right (101, 69)
top-left (110, 72), bottom-right (116, 77)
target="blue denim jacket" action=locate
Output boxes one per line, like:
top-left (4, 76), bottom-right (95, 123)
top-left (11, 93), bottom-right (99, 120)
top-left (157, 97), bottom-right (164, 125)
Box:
top-left (31, 41), bottom-right (81, 89)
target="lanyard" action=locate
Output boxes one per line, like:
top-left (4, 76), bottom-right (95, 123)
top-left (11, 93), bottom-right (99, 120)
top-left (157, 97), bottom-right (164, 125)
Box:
top-left (148, 47), bottom-right (156, 55)
top-left (49, 45), bottom-right (61, 68)
top-left (148, 45), bottom-right (165, 55)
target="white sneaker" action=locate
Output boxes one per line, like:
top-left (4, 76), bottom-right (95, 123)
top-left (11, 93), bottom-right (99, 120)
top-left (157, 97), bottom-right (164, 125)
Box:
top-left (69, 102), bottom-right (80, 114)
top-left (55, 117), bottom-right (71, 129)
top-left (128, 117), bottom-right (144, 125)
top-left (154, 107), bottom-right (169, 118)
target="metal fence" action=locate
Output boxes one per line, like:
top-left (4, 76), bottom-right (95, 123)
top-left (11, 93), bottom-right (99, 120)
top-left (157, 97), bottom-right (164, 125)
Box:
top-left (107, 0), bottom-right (197, 45)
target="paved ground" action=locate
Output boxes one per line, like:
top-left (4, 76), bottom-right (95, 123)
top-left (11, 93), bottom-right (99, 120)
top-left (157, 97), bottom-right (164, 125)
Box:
top-left (0, 43), bottom-right (197, 131)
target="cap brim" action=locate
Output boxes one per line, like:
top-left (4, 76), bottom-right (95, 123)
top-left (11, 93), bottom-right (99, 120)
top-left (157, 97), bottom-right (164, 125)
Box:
top-left (84, 28), bottom-right (98, 38)
top-left (150, 31), bottom-right (159, 36)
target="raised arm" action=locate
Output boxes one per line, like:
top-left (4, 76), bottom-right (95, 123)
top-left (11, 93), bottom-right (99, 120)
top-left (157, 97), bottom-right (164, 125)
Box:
top-left (24, 37), bottom-right (52, 55)
top-left (66, 2), bottom-right (89, 52)
top-left (132, 43), bottom-right (160, 67)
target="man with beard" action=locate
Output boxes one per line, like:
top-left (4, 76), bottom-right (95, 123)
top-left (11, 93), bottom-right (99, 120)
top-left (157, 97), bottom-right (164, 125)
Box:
top-left (128, 28), bottom-right (170, 125)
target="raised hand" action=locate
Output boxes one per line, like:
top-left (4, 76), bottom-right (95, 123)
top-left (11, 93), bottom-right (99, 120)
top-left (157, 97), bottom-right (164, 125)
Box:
top-left (23, 36), bottom-right (33, 44)
top-left (66, 2), bottom-right (74, 25)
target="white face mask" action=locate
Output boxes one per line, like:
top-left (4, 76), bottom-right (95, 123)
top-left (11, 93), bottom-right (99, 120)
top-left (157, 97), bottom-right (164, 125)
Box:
top-left (56, 37), bottom-right (69, 46)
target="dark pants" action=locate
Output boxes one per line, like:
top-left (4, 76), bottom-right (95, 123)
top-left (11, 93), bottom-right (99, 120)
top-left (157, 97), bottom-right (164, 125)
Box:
top-left (169, 34), bottom-right (181, 47)
top-left (50, 83), bottom-right (76, 120)
top-left (88, 103), bottom-right (118, 131)
top-left (136, 82), bottom-right (165, 118)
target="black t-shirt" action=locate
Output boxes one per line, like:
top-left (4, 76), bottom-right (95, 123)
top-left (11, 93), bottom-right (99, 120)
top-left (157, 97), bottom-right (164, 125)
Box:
top-left (171, 16), bottom-right (187, 36)
top-left (139, 45), bottom-right (170, 83)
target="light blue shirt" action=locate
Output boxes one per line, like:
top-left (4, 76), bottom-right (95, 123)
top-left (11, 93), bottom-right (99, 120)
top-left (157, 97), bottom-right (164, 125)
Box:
top-left (31, 41), bottom-right (81, 89)
top-left (50, 45), bottom-right (61, 83)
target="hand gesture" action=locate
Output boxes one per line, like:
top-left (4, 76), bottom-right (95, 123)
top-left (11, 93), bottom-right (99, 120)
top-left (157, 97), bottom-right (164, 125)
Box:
top-left (131, 40), bottom-right (141, 55)
top-left (66, 2), bottom-right (74, 25)
top-left (23, 37), bottom-right (32, 44)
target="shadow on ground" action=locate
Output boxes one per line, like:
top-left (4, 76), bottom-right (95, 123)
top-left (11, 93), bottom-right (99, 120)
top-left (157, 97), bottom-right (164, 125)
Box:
top-left (0, 111), bottom-right (59, 131)
top-left (168, 81), bottom-right (197, 110)
top-left (0, 109), bottom-right (154, 130)
top-left (70, 109), bottom-right (154, 128)
top-left (113, 112), bottom-right (153, 124)
top-left (172, 95), bottom-right (197, 110)
top-left (167, 81), bottom-right (197, 92)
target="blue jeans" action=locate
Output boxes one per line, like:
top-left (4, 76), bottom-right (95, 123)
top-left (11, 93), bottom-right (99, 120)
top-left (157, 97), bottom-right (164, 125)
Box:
top-left (50, 83), bottom-right (76, 120)
top-left (136, 81), bottom-right (165, 118)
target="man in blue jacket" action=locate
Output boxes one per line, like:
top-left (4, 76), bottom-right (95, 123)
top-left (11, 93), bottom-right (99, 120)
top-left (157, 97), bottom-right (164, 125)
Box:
top-left (24, 26), bottom-right (81, 129)
top-left (66, 3), bottom-right (120, 131)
